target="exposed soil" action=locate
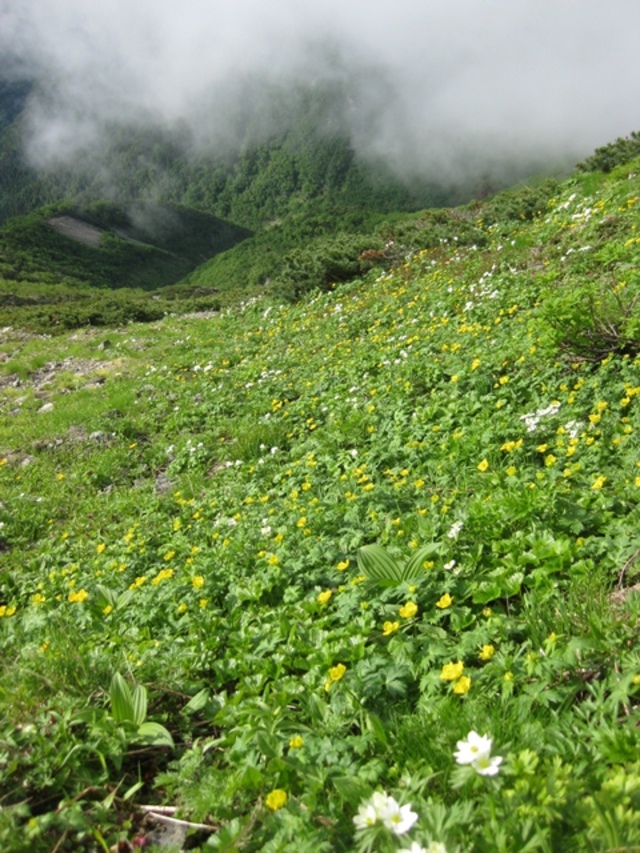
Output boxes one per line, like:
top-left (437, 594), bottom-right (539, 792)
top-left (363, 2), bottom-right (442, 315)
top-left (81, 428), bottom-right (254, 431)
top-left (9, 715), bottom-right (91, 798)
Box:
top-left (47, 215), bottom-right (105, 248)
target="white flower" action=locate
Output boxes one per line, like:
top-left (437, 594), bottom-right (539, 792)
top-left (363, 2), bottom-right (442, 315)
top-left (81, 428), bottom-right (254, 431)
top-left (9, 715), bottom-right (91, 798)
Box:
top-left (454, 731), bottom-right (493, 765)
top-left (454, 731), bottom-right (503, 776)
top-left (472, 754), bottom-right (503, 776)
top-left (380, 797), bottom-right (418, 836)
top-left (353, 800), bottom-right (379, 830)
top-left (353, 791), bottom-right (418, 836)
top-left (447, 521), bottom-right (463, 539)
top-left (443, 559), bottom-right (456, 571)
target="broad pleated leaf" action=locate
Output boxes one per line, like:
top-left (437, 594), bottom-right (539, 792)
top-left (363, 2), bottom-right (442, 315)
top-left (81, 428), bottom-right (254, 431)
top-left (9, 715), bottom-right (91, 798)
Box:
top-left (357, 544), bottom-right (403, 583)
top-left (131, 684), bottom-right (148, 728)
top-left (110, 672), bottom-right (135, 724)
top-left (136, 722), bottom-right (175, 748)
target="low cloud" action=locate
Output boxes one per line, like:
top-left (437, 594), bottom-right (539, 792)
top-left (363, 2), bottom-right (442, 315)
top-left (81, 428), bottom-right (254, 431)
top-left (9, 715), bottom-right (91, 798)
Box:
top-left (2, 0), bottom-right (640, 185)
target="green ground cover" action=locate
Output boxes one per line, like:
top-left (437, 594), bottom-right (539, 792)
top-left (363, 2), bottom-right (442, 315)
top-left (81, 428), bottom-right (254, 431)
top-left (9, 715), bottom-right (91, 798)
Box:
top-left (1, 159), bottom-right (640, 851)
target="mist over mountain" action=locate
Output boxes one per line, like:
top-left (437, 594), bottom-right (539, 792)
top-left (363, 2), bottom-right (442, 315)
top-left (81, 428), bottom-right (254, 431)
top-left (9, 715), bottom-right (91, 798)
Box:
top-left (2, 0), bottom-right (640, 191)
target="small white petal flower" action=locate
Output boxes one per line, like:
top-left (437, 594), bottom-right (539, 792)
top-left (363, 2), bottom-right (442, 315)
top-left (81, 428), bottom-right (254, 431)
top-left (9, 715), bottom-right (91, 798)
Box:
top-left (379, 797), bottom-right (418, 836)
top-left (454, 731), bottom-right (493, 765)
top-left (353, 801), bottom-right (379, 830)
top-left (472, 753), bottom-right (503, 776)
top-left (447, 521), bottom-right (463, 539)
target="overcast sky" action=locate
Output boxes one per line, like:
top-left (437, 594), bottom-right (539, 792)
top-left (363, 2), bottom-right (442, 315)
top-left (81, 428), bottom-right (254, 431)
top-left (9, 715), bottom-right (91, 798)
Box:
top-left (1, 0), bottom-right (639, 183)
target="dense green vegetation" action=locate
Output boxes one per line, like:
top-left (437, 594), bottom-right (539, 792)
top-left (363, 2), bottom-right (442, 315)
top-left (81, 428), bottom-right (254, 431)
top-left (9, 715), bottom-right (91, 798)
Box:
top-left (1, 143), bottom-right (640, 851)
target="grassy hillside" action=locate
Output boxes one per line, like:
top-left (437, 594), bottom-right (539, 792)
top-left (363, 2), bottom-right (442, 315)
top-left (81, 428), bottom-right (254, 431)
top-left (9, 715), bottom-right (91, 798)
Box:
top-left (1, 155), bottom-right (640, 851)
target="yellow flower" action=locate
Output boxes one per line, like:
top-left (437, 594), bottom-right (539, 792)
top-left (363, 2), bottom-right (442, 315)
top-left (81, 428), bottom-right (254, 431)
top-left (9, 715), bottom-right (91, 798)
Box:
top-left (501, 440), bottom-right (517, 452)
top-left (191, 575), bottom-right (205, 589)
top-left (544, 454), bottom-right (557, 467)
top-left (296, 517), bottom-right (307, 528)
top-left (324, 662), bottom-right (347, 690)
top-left (506, 466), bottom-right (517, 477)
top-left (441, 660), bottom-right (464, 681)
top-left (0, 605), bottom-right (16, 617)
top-left (328, 663), bottom-right (346, 682)
top-left (152, 568), bottom-right (174, 585)
top-left (32, 593), bottom-right (46, 605)
top-left (436, 593), bottom-right (453, 609)
top-left (317, 590), bottom-right (332, 605)
top-left (399, 601), bottom-right (418, 619)
top-left (177, 603), bottom-right (188, 614)
top-left (479, 644), bottom-right (495, 661)
top-left (591, 476), bottom-right (606, 491)
top-left (453, 675), bottom-right (472, 694)
top-left (265, 789), bottom-right (287, 811)
top-left (471, 358), bottom-right (481, 370)
top-left (382, 620), bottom-right (400, 636)
top-left (336, 559), bottom-right (350, 571)
top-left (267, 554), bottom-right (280, 566)
top-left (289, 735), bottom-right (304, 749)
top-left (199, 598), bottom-right (209, 609)
top-left (68, 589), bottom-right (89, 603)
top-left (536, 444), bottom-right (548, 453)
top-left (102, 604), bottom-right (113, 616)
top-left (96, 543), bottom-right (106, 554)
top-left (477, 458), bottom-right (489, 472)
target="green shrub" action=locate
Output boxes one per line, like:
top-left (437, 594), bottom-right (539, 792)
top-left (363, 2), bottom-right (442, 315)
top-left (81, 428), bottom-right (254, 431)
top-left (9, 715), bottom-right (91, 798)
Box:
top-left (542, 278), bottom-right (640, 362)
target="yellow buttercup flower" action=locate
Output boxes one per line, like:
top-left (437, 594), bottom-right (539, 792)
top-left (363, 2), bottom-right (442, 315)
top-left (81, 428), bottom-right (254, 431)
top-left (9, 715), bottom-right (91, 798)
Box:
top-left (479, 644), bottom-right (495, 661)
top-left (324, 662), bottom-right (347, 691)
top-left (591, 476), bottom-right (606, 491)
top-left (68, 589), bottom-right (89, 603)
top-left (336, 559), bottom-right (350, 571)
top-left (453, 675), bottom-right (472, 694)
top-left (399, 601), bottom-right (418, 619)
top-left (265, 789), bottom-right (287, 811)
top-left (382, 620), bottom-right (400, 636)
top-left (436, 593), bottom-right (453, 609)
top-left (317, 590), bottom-right (332, 605)
top-left (441, 660), bottom-right (464, 681)
top-left (289, 735), bottom-right (304, 749)
top-left (477, 459), bottom-right (489, 472)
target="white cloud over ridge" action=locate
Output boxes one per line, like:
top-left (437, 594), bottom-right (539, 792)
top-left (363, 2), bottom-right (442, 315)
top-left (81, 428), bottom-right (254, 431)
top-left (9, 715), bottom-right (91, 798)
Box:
top-left (1, 0), bottom-right (639, 183)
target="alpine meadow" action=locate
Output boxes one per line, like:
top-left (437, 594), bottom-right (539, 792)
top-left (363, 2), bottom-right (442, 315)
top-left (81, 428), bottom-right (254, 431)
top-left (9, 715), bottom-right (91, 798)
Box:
top-left (2, 18), bottom-right (640, 853)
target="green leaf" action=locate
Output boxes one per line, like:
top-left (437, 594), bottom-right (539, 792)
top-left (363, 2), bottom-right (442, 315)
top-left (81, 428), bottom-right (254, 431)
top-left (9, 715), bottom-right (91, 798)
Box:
top-left (116, 590), bottom-right (134, 609)
top-left (95, 585), bottom-right (118, 610)
top-left (131, 684), bottom-right (148, 728)
top-left (110, 672), bottom-right (135, 724)
top-left (471, 582), bottom-right (503, 604)
top-left (184, 688), bottom-right (210, 713)
top-left (135, 722), bottom-right (174, 748)
top-left (357, 544), bottom-right (403, 584)
top-left (332, 775), bottom-right (371, 805)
